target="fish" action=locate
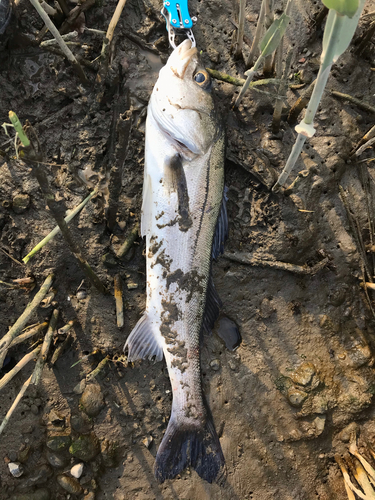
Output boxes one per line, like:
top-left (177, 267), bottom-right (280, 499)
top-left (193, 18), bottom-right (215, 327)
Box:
top-left (125, 39), bottom-right (228, 484)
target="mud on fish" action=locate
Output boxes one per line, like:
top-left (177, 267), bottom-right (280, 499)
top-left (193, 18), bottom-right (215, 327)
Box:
top-left (125, 39), bottom-right (234, 484)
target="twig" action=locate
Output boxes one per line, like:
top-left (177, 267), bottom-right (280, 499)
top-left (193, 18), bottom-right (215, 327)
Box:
top-left (116, 223), bottom-right (140, 259)
top-left (86, 356), bottom-right (110, 381)
top-left (0, 248), bottom-right (23, 266)
top-left (114, 275), bottom-right (124, 328)
top-left (223, 252), bottom-right (328, 275)
top-left (355, 20), bottom-right (375, 56)
top-left (51, 323), bottom-right (74, 365)
top-left (351, 125), bottom-right (375, 156)
top-left (0, 274), bottom-right (54, 368)
top-left (40, 31), bottom-right (78, 47)
top-left (229, 19), bottom-right (252, 47)
top-left (60, 0), bottom-right (96, 35)
top-left (355, 137), bottom-right (375, 157)
top-left (9, 322), bottom-right (48, 348)
top-left (329, 90), bottom-right (375, 114)
top-left (23, 189), bottom-right (98, 264)
top-left (28, 0), bottom-right (88, 83)
top-left (97, 0), bottom-right (128, 82)
top-left (287, 79), bottom-right (316, 125)
top-left (206, 68), bottom-right (280, 88)
top-left (339, 186), bottom-right (373, 283)
top-left (0, 346), bottom-right (41, 391)
top-left (32, 309), bottom-right (59, 385)
top-left (0, 374), bottom-right (33, 436)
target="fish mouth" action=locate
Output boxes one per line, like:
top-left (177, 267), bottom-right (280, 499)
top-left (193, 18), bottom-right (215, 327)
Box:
top-left (170, 39), bottom-right (198, 79)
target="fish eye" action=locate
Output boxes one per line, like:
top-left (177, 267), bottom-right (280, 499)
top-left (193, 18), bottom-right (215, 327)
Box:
top-left (193, 70), bottom-right (211, 89)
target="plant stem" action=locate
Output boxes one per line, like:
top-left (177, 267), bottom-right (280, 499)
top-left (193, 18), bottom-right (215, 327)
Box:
top-left (271, 42), bottom-right (293, 133)
top-left (234, 0), bottom-right (246, 58)
top-left (246, 0), bottom-right (266, 68)
top-left (0, 374), bottom-right (33, 436)
top-left (97, 0), bottom-right (128, 82)
top-left (23, 189), bottom-right (98, 264)
top-left (9, 322), bottom-right (48, 348)
top-left (0, 274), bottom-right (54, 368)
top-left (233, 54), bottom-right (264, 108)
top-left (0, 346), bottom-right (41, 391)
top-left (273, 11), bottom-right (346, 191)
top-left (28, 0), bottom-right (88, 83)
top-left (9, 112), bottom-right (30, 147)
top-left (32, 309), bottom-right (59, 385)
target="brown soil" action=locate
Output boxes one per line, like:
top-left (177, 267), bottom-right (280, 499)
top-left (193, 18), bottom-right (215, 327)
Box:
top-left (1, 0), bottom-right (375, 499)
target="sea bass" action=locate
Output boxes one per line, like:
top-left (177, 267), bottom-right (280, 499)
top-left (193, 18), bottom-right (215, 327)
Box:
top-left (125, 39), bottom-right (227, 484)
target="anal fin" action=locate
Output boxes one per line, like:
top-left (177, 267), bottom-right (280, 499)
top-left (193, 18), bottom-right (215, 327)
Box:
top-left (124, 313), bottom-right (163, 362)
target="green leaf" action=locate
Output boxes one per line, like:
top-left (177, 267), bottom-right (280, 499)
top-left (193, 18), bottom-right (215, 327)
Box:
top-left (322, 0), bottom-right (366, 62)
top-left (259, 13), bottom-right (290, 58)
top-left (322, 0), bottom-right (359, 18)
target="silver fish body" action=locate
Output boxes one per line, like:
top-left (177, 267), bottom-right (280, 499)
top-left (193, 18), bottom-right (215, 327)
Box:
top-left (125, 40), bottom-right (227, 484)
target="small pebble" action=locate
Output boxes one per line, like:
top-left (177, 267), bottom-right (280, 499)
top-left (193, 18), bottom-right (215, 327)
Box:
top-left (8, 462), bottom-right (23, 477)
top-left (210, 359), bottom-right (221, 371)
top-left (71, 463), bottom-right (84, 478)
top-left (46, 449), bottom-right (69, 468)
top-left (30, 404), bottom-right (39, 415)
top-left (76, 290), bottom-right (87, 300)
top-left (57, 474), bottom-right (83, 495)
top-left (80, 384), bottom-right (105, 417)
top-left (287, 388), bottom-right (308, 408)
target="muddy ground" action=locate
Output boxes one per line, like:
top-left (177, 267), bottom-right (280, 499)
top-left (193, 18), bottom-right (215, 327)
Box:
top-left (1, 0), bottom-right (375, 498)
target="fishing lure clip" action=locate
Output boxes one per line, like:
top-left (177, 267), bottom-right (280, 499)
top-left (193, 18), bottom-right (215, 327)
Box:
top-left (161, 0), bottom-right (197, 49)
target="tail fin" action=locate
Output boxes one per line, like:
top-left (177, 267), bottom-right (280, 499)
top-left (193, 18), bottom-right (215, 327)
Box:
top-left (154, 413), bottom-right (226, 485)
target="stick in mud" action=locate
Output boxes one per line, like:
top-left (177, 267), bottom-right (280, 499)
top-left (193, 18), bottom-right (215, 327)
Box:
top-left (114, 274), bottom-right (124, 328)
top-left (28, 0), bottom-right (88, 83)
top-left (9, 322), bottom-right (48, 348)
top-left (116, 223), bottom-right (140, 259)
top-left (0, 374), bottom-right (33, 436)
top-left (23, 189), bottom-right (98, 264)
top-left (0, 274), bottom-right (54, 368)
top-left (287, 79), bottom-right (316, 125)
top-left (32, 309), bottom-right (59, 385)
top-left (329, 90), bottom-right (375, 114)
top-left (0, 346), bottom-right (41, 391)
top-left (224, 252), bottom-right (329, 275)
top-left (97, 0), bottom-right (128, 82)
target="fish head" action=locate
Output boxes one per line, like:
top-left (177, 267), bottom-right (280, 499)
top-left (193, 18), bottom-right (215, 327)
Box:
top-left (149, 39), bottom-right (220, 156)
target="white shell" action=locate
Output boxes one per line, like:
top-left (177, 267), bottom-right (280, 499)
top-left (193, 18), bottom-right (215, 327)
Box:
top-left (70, 463), bottom-right (84, 478)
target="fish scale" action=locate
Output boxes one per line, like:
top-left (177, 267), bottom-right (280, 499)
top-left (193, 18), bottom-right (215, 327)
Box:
top-left (125, 39), bottom-right (227, 484)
